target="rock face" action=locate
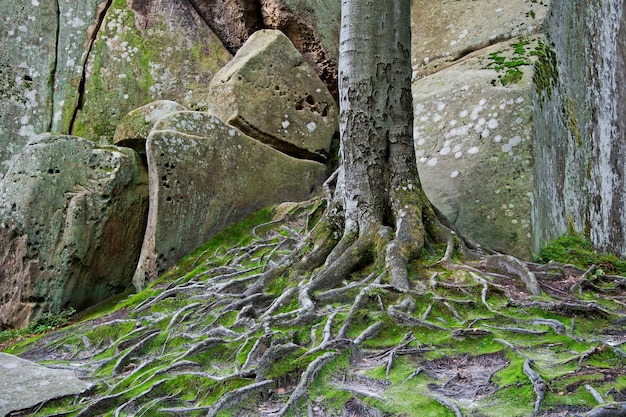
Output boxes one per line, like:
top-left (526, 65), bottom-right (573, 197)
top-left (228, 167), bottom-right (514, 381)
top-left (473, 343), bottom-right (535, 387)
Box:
top-left (0, 134), bottom-right (148, 328)
top-left (0, 352), bottom-right (91, 416)
top-left (532, 0), bottom-right (626, 257)
top-left (414, 40), bottom-right (536, 257)
top-left (208, 29), bottom-right (337, 161)
top-left (133, 112), bottom-right (327, 289)
top-left (70, 0), bottom-right (232, 140)
top-left (410, 0), bottom-right (550, 258)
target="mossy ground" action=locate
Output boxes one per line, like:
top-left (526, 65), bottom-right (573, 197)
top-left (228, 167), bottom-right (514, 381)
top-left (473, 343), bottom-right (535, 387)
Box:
top-left (2, 202), bottom-right (625, 417)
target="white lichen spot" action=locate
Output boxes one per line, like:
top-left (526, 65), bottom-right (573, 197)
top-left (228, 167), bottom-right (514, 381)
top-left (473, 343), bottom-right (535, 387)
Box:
top-left (510, 135), bottom-right (522, 146)
top-left (459, 110), bottom-right (468, 118)
top-left (493, 135), bottom-right (502, 143)
top-left (481, 129), bottom-right (490, 138)
top-left (415, 103), bottom-right (424, 115)
top-left (437, 102), bottom-right (446, 111)
top-left (468, 146), bottom-right (479, 155)
top-left (460, 85), bottom-right (469, 91)
top-left (487, 119), bottom-right (499, 129)
top-left (416, 149), bottom-right (425, 157)
top-left (427, 158), bottom-right (438, 167)
top-left (502, 143), bottom-right (513, 153)
top-left (18, 25), bottom-right (27, 33)
top-left (307, 122), bottom-right (317, 133)
top-left (515, 97), bottom-right (525, 104)
top-left (433, 114), bottom-right (442, 122)
top-left (31, 0), bottom-right (40, 5)
top-left (417, 138), bottom-right (426, 146)
top-left (455, 151), bottom-right (463, 159)
top-left (123, 94), bottom-right (129, 100)
top-left (449, 119), bottom-right (457, 127)
top-left (118, 73), bottom-right (127, 79)
top-left (281, 120), bottom-right (290, 129)
top-left (440, 146), bottom-right (451, 156)
top-left (451, 170), bottom-right (459, 178)
top-left (229, 129), bottom-right (236, 137)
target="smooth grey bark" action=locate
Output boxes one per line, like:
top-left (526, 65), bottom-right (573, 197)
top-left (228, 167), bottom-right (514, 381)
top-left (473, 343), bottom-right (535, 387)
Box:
top-left (337, 0), bottom-right (417, 235)
top-left (334, 0), bottom-right (443, 288)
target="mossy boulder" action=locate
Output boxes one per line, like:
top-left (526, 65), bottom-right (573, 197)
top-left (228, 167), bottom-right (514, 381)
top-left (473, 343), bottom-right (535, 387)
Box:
top-left (70, 0), bottom-right (232, 141)
top-left (133, 112), bottom-right (327, 288)
top-left (0, 133), bottom-right (148, 328)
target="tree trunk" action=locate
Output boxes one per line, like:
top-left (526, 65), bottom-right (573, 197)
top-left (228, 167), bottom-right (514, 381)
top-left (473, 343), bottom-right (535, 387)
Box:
top-left (333, 0), bottom-right (447, 288)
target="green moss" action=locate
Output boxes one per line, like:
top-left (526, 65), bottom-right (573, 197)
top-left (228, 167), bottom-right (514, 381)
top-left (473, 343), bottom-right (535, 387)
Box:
top-left (532, 41), bottom-right (559, 100)
top-left (565, 97), bottom-right (582, 145)
top-left (536, 233), bottom-right (626, 274)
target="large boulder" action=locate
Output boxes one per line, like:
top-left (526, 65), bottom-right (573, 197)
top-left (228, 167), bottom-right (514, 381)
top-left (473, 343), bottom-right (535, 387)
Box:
top-left (208, 29), bottom-right (338, 161)
top-left (133, 112), bottom-right (327, 289)
top-left (414, 40), bottom-right (537, 257)
top-left (533, 0), bottom-right (626, 257)
top-left (0, 134), bottom-right (148, 328)
top-left (409, 0), bottom-right (552, 258)
top-left (0, 353), bottom-right (91, 416)
top-left (69, 0), bottom-right (232, 140)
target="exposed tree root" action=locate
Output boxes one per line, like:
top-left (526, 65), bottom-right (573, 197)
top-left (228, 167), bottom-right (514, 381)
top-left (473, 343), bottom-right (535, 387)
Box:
top-left (9, 198), bottom-right (626, 417)
top-left (523, 359), bottom-right (547, 417)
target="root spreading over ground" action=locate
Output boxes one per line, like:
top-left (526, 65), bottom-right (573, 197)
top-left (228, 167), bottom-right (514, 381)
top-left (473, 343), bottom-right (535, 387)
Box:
top-left (5, 200), bottom-right (626, 417)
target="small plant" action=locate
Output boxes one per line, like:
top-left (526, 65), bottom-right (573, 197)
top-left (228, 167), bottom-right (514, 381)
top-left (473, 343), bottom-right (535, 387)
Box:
top-left (0, 307), bottom-right (76, 345)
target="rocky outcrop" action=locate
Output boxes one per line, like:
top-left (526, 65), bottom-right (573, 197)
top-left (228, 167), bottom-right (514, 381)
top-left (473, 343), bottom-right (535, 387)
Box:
top-left (208, 29), bottom-right (337, 161)
top-left (0, 352), bottom-right (91, 416)
top-left (0, 134), bottom-right (148, 328)
top-left (414, 40), bottom-right (537, 257)
top-left (532, 0), bottom-right (626, 257)
top-left (0, 1), bottom-right (102, 174)
top-left (70, 0), bottom-right (232, 140)
top-left (411, 0), bottom-right (549, 78)
top-left (133, 112), bottom-right (327, 288)
top-left (113, 100), bottom-right (187, 161)
top-left (410, 0), bottom-right (550, 258)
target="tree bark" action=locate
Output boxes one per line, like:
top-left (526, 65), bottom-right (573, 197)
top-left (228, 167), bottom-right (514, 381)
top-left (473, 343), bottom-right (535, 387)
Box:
top-left (334, 0), bottom-right (446, 288)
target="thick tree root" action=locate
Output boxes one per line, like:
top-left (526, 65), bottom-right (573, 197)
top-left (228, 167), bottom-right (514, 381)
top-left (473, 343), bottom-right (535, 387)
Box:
top-left (12, 197), bottom-right (626, 417)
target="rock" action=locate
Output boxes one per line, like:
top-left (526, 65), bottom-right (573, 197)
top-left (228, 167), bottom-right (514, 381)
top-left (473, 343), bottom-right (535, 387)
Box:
top-left (533, 0), bottom-right (626, 257)
top-left (185, 0), bottom-right (264, 54)
top-left (0, 134), bottom-right (148, 328)
top-left (208, 29), bottom-right (338, 161)
top-left (113, 100), bottom-right (188, 160)
top-left (411, 0), bottom-right (550, 78)
top-left (0, 353), bottom-right (91, 416)
top-left (259, 0), bottom-right (341, 97)
top-left (133, 112), bottom-right (327, 289)
top-left (70, 0), bottom-right (232, 140)
top-left (413, 39), bottom-right (539, 258)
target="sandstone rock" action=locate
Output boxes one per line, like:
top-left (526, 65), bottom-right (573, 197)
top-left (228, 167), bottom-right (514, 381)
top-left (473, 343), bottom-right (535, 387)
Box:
top-left (0, 134), bottom-right (148, 328)
top-left (413, 39), bottom-right (539, 258)
top-left (0, 1), bottom-right (112, 176)
top-left (186, 0), bottom-right (264, 54)
top-left (411, 0), bottom-right (549, 78)
top-left (208, 29), bottom-right (337, 161)
top-left (0, 352), bottom-right (91, 416)
top-left (133, 112), bottom-right (327, 289)
top-left (533, 0), bottom-right (626, 257)
top-left (259, 0), bottom-right (341, 97)
top-left (113, 100), bottom-right (188, 159)
top-left (70, 0), bottom-right (232, 140)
